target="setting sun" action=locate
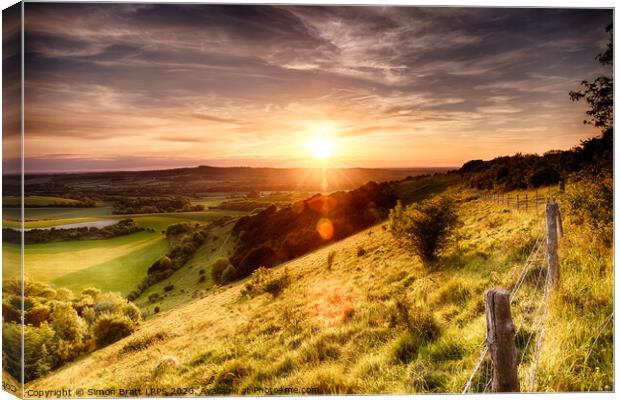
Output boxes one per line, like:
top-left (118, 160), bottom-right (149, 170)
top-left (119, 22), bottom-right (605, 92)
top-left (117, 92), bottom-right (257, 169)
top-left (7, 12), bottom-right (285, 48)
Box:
top-left (309, 137), bottom-right (334, 161)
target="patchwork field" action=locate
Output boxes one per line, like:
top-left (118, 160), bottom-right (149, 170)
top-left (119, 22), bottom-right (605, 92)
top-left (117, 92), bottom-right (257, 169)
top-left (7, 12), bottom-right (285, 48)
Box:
top-left (3, 208), bottom-right (247, 296)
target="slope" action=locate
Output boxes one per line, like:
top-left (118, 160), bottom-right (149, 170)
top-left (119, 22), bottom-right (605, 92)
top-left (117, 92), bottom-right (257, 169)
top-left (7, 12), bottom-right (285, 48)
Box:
top-left (27, 190), bottom-right (612, 395)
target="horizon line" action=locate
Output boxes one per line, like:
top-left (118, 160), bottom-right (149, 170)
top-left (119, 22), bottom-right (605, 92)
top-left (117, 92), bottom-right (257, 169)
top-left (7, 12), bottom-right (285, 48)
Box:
top-left (3, 164), bottom-right (459, 176)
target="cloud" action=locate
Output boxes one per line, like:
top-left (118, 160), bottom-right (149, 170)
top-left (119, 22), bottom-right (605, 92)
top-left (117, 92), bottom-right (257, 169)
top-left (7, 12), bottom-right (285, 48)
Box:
top-left (20, 4), bottom-right (612, 171)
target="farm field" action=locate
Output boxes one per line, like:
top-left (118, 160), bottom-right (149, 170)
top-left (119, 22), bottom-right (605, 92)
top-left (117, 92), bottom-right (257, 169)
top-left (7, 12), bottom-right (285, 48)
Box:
top-left (3, 209), bottom-right (248, 296)
top-left (4, 232), bottom-right (165, 294)
top-left (3, 206), bottom-right (113, 223)
top-left (3, 195), bottom-right (84, 207)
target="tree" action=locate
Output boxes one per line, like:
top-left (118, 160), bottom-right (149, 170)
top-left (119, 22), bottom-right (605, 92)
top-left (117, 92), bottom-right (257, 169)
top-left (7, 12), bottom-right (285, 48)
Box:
top-left (569, 24), bottom-right (613, 132)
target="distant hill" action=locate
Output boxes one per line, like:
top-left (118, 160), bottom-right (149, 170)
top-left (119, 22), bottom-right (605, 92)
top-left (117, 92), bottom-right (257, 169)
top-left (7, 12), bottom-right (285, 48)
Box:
top-left (6, 166), bottom-right (452, 198)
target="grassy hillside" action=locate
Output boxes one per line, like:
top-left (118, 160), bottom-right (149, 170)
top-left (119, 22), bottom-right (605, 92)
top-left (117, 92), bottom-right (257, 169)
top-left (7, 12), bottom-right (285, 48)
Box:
top-left (134, 222), bottom-right (237, 317)
top-left (26, 188), bottom-right (611, 394)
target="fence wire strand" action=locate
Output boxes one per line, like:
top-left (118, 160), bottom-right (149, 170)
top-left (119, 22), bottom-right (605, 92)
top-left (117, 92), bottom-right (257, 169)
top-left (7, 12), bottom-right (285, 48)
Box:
top-left (464, 194), bottom-right (554, 393)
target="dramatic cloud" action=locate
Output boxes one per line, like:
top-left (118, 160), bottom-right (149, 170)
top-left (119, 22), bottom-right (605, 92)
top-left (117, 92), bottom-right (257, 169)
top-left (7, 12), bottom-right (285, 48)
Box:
top-left (15, 4), bottom-right (612, 172)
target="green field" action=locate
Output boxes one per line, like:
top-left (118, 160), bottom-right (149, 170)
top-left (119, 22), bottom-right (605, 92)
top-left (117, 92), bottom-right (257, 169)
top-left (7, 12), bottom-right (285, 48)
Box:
top-left (3, 195), bottom-right (83, 207)
top-left (4, 232), bottom-right (166, 295)
top-left (52, 236), bottom-right (168, 295)
top-left (3, 206), bottom-right (113, 222)
top-left (3, 210), bottom-right (247, 296)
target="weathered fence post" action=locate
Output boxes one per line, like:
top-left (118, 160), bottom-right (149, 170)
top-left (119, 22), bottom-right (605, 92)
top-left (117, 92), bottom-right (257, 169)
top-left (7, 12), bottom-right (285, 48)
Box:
top-left (485, 289), bottom-right (520, 393)
top-left (525, 193), bottom-right (528, 211)
top-left (556, 204), bottom-right (563, 239)
top-left (546, 201), bottom-right (560, 287)
top-left (516, 194), bottom-right (519, 210)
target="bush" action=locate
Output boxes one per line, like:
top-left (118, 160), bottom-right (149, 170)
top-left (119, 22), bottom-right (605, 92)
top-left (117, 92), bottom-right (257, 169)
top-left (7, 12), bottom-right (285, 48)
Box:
top-left (92, 315), bottom-right (137, 348)
top-left (120, 332), bottom-right (168, 354)
top-left (211, 258), bottom-right (231, 284)
top-left (357, 246), bottom-right (366, 257)
top-left (2, 277), bottom-right (143, 383)
top-left (241, 267), bottom-right (289, 298)
top-left (389, 196), bottom-right (459, 263)
top-left (221, 265), bottom-right (237, 284)
top-left (163, 284), bottom-right (174, 292)
top-left (564, 171), bottom-right (612, 246)
top-left (166, 222), bottom-right (192, 237)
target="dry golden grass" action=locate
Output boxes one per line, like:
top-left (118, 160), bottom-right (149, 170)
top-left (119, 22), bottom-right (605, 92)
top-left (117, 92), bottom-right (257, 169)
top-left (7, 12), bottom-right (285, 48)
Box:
top-left (24, 191), bottom-right (612, 395)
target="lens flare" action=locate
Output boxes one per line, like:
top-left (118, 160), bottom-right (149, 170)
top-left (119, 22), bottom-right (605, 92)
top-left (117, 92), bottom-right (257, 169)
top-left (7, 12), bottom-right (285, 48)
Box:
top-left (316, 218), bottom-right (334, 240)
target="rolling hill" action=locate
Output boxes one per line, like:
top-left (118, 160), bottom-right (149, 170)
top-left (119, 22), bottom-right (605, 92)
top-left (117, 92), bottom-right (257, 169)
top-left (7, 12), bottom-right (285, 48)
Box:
top-left (24, 184), bottom-right (612, 394)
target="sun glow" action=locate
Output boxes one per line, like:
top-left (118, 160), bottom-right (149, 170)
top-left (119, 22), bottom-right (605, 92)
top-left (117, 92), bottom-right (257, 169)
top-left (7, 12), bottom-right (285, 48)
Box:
top-left (309, 137), bottom-right (334, 161)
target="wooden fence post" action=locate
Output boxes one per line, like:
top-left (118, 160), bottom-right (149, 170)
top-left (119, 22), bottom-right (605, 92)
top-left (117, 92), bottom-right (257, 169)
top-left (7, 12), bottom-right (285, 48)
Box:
top-left (546, 201), bottom-right (560, 287)
top-left (556, 204), bottom-right (563, 239)
top-left (485, 289), bottom-right (520, 393)
top-left (525, 193), bottom-right (528, 211)
top-left (516, 194), bottom-right (519, 210)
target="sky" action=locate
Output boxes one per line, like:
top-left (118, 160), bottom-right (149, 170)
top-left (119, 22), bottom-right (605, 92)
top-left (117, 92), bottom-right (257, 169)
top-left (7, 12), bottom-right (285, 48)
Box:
top-left (4, 4), bottom-right (613, 172)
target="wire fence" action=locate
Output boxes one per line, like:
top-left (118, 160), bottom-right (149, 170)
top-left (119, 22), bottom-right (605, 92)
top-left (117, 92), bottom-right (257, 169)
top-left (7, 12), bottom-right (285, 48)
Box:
top-left (465, 189), bottom-right (610, 393)
top-left (462, 225), bottom-right (549, 393)
top-left (476, 190), bottom-right (550, 212)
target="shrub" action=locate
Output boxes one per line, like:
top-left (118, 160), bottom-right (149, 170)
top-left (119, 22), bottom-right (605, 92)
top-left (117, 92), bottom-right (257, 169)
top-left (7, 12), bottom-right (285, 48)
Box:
top-left (221, 265), bottom-right (237, 284)
top-left (564, 171), bottom-right (612, 246)
top-left (211, 258), bottom-right (231, 284)
top-left (120, 332), bottom-right (168, 354)
top-left (198, 275), bottom-right (206, 283)
top-left (154, 306), bottom-right (160, 314)
top-left (92, 315), bottom-right (137, 348)
top-left (163, 284), bottom-right (174, 292)
top-left (241, 267), bottom-right (289, 298)
top-left (166, 222), bottom-right (192, 237)
top-left (148, 293), bottom-right (160, 303)
top-left (389, 196), bottom-right (459, 263)
top-left (357, 246), bottom-right (366, 257)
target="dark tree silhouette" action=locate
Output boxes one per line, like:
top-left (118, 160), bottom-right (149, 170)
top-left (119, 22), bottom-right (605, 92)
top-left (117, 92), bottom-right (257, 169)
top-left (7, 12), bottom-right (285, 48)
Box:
top-left (569, 24), bottom-right (613, 132)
